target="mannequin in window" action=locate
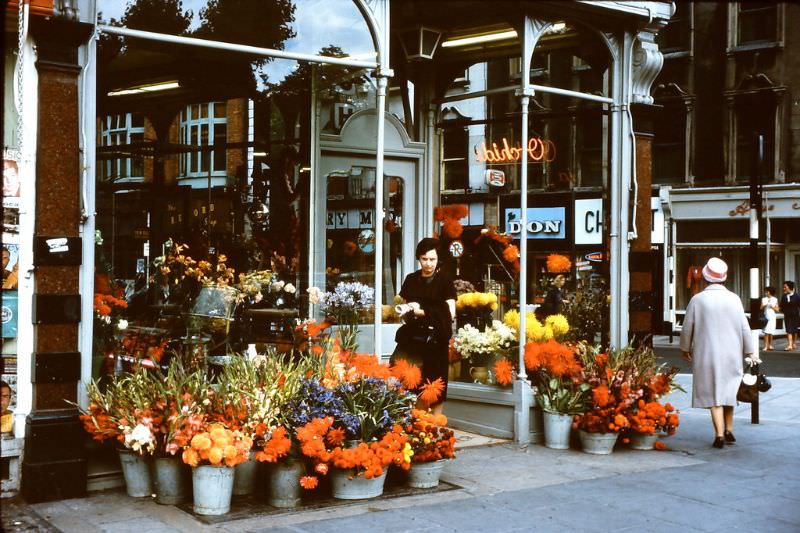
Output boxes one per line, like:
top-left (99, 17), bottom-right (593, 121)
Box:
top-left (687, 265), bottom-right (703, 296)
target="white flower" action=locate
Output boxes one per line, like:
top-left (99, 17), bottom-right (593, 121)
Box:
top-left (254, 291), bottom-right (263, 303)
top-left (307, 286), bottom-right (324, 305)
top-left (284, 283), bottom-right (296, 294)
top-left (103, 315), bottom-right (112, 324)
top-left (124, 423), bottom-right (154, 453)
top-left (271, 280), bottom-right (285, 293)
top-left (117, 319), bottom-right (128, 330)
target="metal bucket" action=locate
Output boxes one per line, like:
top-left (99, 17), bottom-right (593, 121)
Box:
top-left (407, 460), bottom-right (447, 489)
top-left (629, 432), bottom-right (658, 451)
top-left (330, 468), bottom-right (388, 500)
top-left (118, 449), bottom-right (153, 498)
top-left (579, 429), bottom-right (618, 455)
top-left (233, 451), bottom-right (258, 496)
top-left (543, 410), bottom-right (574, 450)
top-left (154, 456), bottom-right (189, 505)
top-left (267, 458), bottom-right (305, 508)
top-left (192, 465), bottom-right (235, 515)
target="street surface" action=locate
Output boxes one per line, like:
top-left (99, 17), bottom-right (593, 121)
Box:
top-left (3, 373), bottom-right (799, 532)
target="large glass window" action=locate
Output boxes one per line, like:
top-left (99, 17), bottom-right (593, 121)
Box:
top-left (737, 3), bottom-right (778, 46)
top-left (99, 112), bottom-right (146, 182)
top-left (178, 102), bottom-right (228, 181)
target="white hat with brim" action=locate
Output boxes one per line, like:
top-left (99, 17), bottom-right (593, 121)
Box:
top-left (702, 257), bottom-right (728, 283)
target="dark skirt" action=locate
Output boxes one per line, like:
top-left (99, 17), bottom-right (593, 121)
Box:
top-left (391, 339), bottom-right (449, 402)
top-left (785, 315), bottom-right (800, 334)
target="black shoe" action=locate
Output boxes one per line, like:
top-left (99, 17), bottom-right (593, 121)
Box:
top-left (724, 431), bottom-right (736, 444)
top-left (713, 437), bottom-right (725, 448)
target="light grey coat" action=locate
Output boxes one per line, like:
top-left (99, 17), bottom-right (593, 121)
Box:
top-left (679, 284), bottom-right (754, 408)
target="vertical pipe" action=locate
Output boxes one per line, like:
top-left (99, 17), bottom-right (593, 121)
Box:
top-left (373, 75), bottom-right (387, 357)
top-left (749, 133), bottom-right (763, 425)
top-left (518, 93), bottom-right (529, 379)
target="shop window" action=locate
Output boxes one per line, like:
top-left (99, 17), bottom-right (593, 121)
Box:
top-left (657, 3), bottom-right (692, 56)
top-left (100, 113), bottom-right (146, 182)
top-left (653, 105), bottom-right (687, 185)
top-left (728, 3), bottom-right (783, 51)
top-left (442, 126), bottom-right (468, 191)
top-left (577, 110), bottom-right (603, 187)
top-left (325, 169), bottom-right (404, 319)
top-left (734, 99), bottom-right (775, 183)
top-left (178, 102), bottom-right (227, 179)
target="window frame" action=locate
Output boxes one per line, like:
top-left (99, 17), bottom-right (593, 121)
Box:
top-left (99, 112), bottom-right (146, 182)
top-left (178, 101), bottom-right (229, 179)
top-left (727, 2), bottom-right (784, 53)
top-left (658, 3), bottom-right (693, 59)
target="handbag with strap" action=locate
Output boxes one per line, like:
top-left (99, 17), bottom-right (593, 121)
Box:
top-left (737, 361), bottom-right (771, 403)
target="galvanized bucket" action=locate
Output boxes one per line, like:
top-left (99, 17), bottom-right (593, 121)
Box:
top-left (118, 449), bottom-right (153, 498)
top-left (192, 465), bottom-right (235, 515)
top-left (267, 458), bottom-right (304, 508)
top-left (154, 456), bottom-right (189, 505)
top-left (579, 429), bottom-right (618, 455)
top-left (233, 451), bottom-right (258, 496)
top-left (407, 459), bottom-right (447, 489)
top-left (629, 432), bottom-right (658, 451)
top-left (330, 468), bottom-right (388, 500)
top-left (543, 410), bottom-right (574, 450)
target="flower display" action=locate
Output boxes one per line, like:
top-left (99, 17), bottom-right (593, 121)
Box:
top-left (546, 253), bottom-right (572, 273)
top-left (524, 340), bottom-right (590, 415)
top-left (504, 310), bottom-right (570, 343)
top-left (452, 321), bottom-right (515, 364)
top-left (310, 281), bottom-right (375, 351)
top-left (456, 292), bottom-right (499, 312)
top-left (405, 409), bottom-right (456, 463)
top-left (181, 424), bottom-right (253, 467)
top-left (434, 204), bottom-right (468, 240)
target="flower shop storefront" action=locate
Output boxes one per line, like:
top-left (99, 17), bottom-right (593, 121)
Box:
top-left (15, 0), bottom-right (675, 502)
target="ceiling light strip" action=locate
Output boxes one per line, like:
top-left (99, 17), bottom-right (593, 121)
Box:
top-left (441, 30), bottom-right (518, 48)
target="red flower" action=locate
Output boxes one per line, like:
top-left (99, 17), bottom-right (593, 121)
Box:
top-left (494, 359), bottom-right (514, 386)
top-left (419, 378), bottom-right (445, 405)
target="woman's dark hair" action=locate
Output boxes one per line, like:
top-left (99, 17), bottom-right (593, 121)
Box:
top-left (765, 286), bottom-right (776, 296)
top-left (785, 281), bottom-right (795, 291)
top-left (415, 237), bottom-right (440, 259)
top-left (0, 380), bottom-right (9, 392)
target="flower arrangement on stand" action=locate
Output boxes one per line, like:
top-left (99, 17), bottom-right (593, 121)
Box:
top-left (452, 320), bottom-right (516, 384)
top-left (307, 281), bottom-right (374, 352)
top-left (405, 409), bottom-right (456, 488)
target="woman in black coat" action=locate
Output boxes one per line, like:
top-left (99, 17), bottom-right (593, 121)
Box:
top-left (392, 238), bottom-right (456, 414)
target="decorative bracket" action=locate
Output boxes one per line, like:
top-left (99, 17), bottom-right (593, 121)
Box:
top-left (631, 28), bottom-right (664, 105)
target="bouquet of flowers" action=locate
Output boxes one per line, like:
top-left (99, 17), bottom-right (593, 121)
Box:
top-left (93, 291), bottom-right (128, 362)
top-left (308, 281), bottom-right (374, 351)
top-left (452, 321), bottom-right (516, 365)
top-left (524, 339), bottom-right (590, 415)
top-left (181, 424), bottom-right (253, 468)
top-left (503, 310), bottom-right (569, 343)
top-left (406, 409), bottom-right (456, 463)
top-left (237, 270), bottom-right (297, 309)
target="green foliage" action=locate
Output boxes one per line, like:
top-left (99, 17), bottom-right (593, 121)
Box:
top-left (564, 283), bottom-right (608, 343)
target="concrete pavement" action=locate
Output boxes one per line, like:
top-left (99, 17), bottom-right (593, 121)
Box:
top-left (3, 375), bottom-right (799, 532)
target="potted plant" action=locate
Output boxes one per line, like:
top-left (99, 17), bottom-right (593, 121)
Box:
top-left (307, 281), bottom-right (375, 352)
top-left (404, 409), bottom-right (456, 488)
top-left (524, 339), bottom-right (590, 449)
top-left (452, 320), bottom-right (515, 384)
top-left (181, 424), bottom-right (252, 515)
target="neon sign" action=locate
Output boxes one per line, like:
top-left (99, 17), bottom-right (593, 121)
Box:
top-left (474, 137), bottom-right (556, 164)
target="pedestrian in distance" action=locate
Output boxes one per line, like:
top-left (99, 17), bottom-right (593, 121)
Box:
top-left (761, 286), bottom-right (779, 351)
top-left (541, 273), bottom-right (568, 318)
top-left (679, 257), bottom-right (755, 449)
top-left (780, 281), bottom-right (800, 351)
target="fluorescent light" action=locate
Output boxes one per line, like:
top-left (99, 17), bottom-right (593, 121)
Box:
top-left (252, 152), bottom-right (267, 157)
top-left (108, 81), bottom-right (180, 97)
top-left (441, 30), bottom-right (517, 48)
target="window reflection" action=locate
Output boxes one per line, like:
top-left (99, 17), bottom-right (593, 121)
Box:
top-left (325, 169), bottom-right (403, 322)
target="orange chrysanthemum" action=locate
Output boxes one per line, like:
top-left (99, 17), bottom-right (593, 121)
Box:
top-left (442, 218), bottom-right (464, 239)
top-left (391, 359), bottom-right (422, 390)
top-left (419, 378), bottom-right (446, 405)
top-left (546, 254), bottom-right (571, 273)
top-left (494, 359), bottom-right (514, 386)
top-left (326, 427), bottom-right (346, 447)
top-left (524, 342), bottom-right (543, 371)
top-left (654, 441), bottom-right (667, 451)
top-left (592, 385), bottom-right (611, 408)
top-left (300, 476), bottom-right (319, 490)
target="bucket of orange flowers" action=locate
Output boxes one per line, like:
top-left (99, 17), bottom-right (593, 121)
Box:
top-left (572, 345), bottom-right (634, 455)
top-left (182, 424), bottom-right (252, 515)
top-left (78, 369), bottom-right (162, 497)
top-left (405, 409), bottom-right (456, 488)
top-left (524, 339), bottom-right (590, 450)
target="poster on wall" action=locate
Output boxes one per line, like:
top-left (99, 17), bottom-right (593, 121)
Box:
top-left (3, 158), bottom-right (20, 241)
top-left (2, 243), bottom-right (19, 291)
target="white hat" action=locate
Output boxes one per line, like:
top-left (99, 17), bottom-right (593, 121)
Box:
top-left (702, 257), bottom-right (728, 283)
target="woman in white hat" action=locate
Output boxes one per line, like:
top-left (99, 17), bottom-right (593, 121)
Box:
top-left (679, 257), bottom-right (755, 448)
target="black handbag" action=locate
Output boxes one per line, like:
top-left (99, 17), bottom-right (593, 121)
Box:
top-left (737, 362), bottom-right (771, 403)
top-left (395, 320), bottom-right (436, 345)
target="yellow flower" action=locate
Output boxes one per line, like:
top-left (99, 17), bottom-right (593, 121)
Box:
top-left (545, 314), bottom-right (570, 337)
top-left (402, 442), bottom-right (414, 463)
